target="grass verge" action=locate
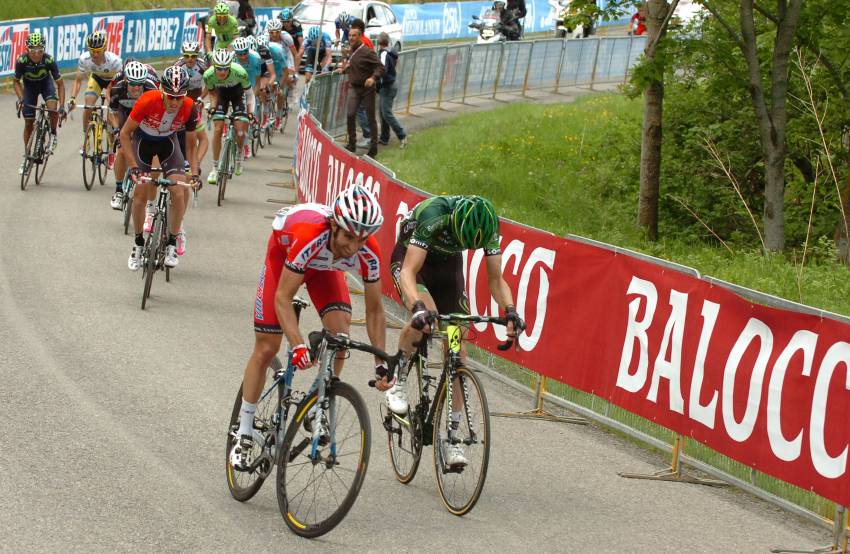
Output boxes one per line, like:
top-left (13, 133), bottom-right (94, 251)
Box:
top-left (379, 94), bottom-right (845, 521)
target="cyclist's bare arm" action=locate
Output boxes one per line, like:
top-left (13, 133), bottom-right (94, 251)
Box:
top-left (56, 78), bottom-right (66, 106)
top-left (363, 280), bottom-right (387, 365)
top-left (190, 128), bottom-right (208, 172)
top-left (13, 78), bottom-right (23, 102)
top-left (274, 267), bottom-right (307, 350)
top-left (185, 130), bottom-right (198, 177)
top-left (69, 70), bottom-right (84, 102)
top-left (399, 245), bottom-right (428, 310)
top-left (485, 253), bottom-right (518, 335)
top-left (119, 116), bottom-right (140, 169)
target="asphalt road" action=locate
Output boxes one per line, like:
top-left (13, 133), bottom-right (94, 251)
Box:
top-left (0, 89), bottom-right (831, 552)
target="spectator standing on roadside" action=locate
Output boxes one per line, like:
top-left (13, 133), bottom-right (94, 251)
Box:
top-left (340, 19), bottom-right (383, 157)
top-left (629, 4), bottom-right (647, 36)
top-left (506, 0), bottom-right (527, 37)
top-left (376, 33), bottom-right (407, 148)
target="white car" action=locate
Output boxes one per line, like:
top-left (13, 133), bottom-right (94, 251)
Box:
top-left (293, 0), bottom-right (404, 53)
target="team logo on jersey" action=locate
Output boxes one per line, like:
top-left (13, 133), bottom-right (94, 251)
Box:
top-left (0, 24), bottom-right (29, 74)
top-left (183, 12), bottom-right (207, 44)
top-left (92, 16), bottom-right (125, 56)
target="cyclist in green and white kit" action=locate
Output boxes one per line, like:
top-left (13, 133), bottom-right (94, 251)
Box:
top-left (203, 49), bottom-right (250, 182)
top-left (206, 2), bottom-right (241, 52)
top-left (386, 195), bottom-right (525, 467)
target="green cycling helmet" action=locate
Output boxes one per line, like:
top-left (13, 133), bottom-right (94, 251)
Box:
top-left (451, 196), bottom-right (499, 249)
top-left (27, 32), bottom-right (45, 49)
top-left (214, 2), bottom-right (230, 15)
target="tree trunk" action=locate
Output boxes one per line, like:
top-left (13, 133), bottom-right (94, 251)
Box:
top-left (763, 147), bottom-right (786, 250)
top-left (636, 0), bottom-right (668, 241)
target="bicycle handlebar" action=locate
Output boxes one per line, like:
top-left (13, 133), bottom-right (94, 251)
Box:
top-left (307, 329), bottom-right (401, 387)
top-left (423, 311), bottom-right (521, 351)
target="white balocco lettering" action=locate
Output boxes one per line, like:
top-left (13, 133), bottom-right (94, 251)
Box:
top-left (767, 330), bottom-right (817, 462)
top-left (810, 341), bottom-right (850, 479)
top-left (464, 238), bottom-right (555, 351)
top-left (394, 201), bottom-right (410, 242)
top-left (722, 318), bottom-right (773, 443)
top-left (615, 274), bottom-right (850, 480)
top-left (296, 125), bottom-right (321, 203)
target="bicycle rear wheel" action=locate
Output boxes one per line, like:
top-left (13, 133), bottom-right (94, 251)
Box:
top-left (226, 356), bottom-right (284, 502)
top-left (277, 380), bottom-right (371, 538)
top-left (432, 366), bottom-right (491, 516)
top-left (216, 140), bottom-right (229, 206)
top-left (386, 356), bottom-right (424, 484)
top-left (20, 129), bottom-right (36, 191)
top-left (97, 123), bottom-right (110, 185)
top-left (122, 179), bottom-right (133, 235)
top-left (82, 123), bottom-right (97, 190)
top-left (35, 124), bottom-right (50, 185)
top-left (141, 214), bottom-right (162, 310)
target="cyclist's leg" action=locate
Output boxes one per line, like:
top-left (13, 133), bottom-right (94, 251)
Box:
top-left (21, 84), bottom-right (39, 146)
top-left (159, 135), bottom-right (188, 237)
top-left (211, 106), bottom-right (227, 162)
top-left (130, 135), bottom-right (155, 237)
top-left (234, 91), bottom-right (250, 151)
top-left (305, 269), bottom-right (352, 376)
top-left (113, 111), bottom-right (128, 194)
top-left (83, 76), bottom-right (101, 134)
top-left (390, 242), bottom-right (439, 355)
top-left (42, 79), bottom-right (59, 134)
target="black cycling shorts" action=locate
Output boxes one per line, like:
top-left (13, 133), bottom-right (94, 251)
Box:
top-left (131, 133), bottom-right (185, 177)
top-left (390, 240), bottom-right (469, 316)
top-left (212, 85), bottom-right (247, 120)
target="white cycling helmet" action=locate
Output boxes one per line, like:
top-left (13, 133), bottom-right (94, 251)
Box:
top-left (232, 36), bottom-right (251, 53)
top-left (182, 40), bottom-right (201, 55)
top-left (212, 48), bottom-right (235, 67)
top-left (255, 34), bottom-right (270, 48)
top-left (332, 181), bottom-right (384, 237)
top-left (266, 19), bottom-right (283, 32)
top-left (124, 61), bottom-right (148, 85)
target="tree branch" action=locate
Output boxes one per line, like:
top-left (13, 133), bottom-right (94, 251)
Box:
top-left (701, 1), bottom-right (744, 50)
top-left (645, 0), bottom-right (681, 59)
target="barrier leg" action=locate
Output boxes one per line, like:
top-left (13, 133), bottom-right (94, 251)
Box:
top-left (771, 505), bottom-right (847, 554)
top-left (346, 272), bottom-right (403, 329)
top-left (491, 374), bottom-right (587, 425)
top-left (619, 433), bottom-right (727, 487)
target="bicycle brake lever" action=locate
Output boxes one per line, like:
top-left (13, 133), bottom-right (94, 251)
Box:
top-left (496, 339), bottom-right (514, 352)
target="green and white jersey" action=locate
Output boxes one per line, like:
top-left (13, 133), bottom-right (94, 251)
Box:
top-left (203, 62), bottom-right (250, 90)
top-left (400, 195), bottom-right (501, 257)
top-left (206, 14), bottom-right (240, 49)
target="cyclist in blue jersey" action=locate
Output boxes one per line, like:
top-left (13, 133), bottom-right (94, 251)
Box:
top-left (265, 19), bottom-right (299, 93)
top-left (278, 8), bottom-right (304, 51)
top-left (256, 34), bottom-right (290, 128)
top-left (300, 26), bottom-right (332, 83)
top-left (231, 36), bottom-right (272, 120)
top-left (334, 11), bottom-right (357, 45)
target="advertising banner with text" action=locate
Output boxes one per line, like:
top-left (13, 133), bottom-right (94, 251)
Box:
top-left (292, 111), bottom-right (850, 508)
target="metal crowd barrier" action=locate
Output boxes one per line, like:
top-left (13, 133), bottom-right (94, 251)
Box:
top-left (306, 35), bottom-right (648, 137)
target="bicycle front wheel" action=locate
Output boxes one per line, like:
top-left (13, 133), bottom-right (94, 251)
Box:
top-left (82, 123), bottom-right (97, 190)
top-left (432, 366), bottom-right (491, 516)
top-left (35, 124), bottom-right (50, 185)
top-left (97, 123), bottom-right (110, 185)
top-left (226, 356), bottom-right (284, 502)
top-left (122, 180), bottom-right (133, 235)
top-left (141, 215), bottom-right (162, 310)
top-left (277, 380), bottom-right (371, 538)
top-left (386, 356), bottom-right (424, 484)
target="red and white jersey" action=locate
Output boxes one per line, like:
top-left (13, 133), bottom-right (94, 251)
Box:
top-left (271, 203), bottom-right (381, 282)
top-left (128, 90), bottom-right (198, 139)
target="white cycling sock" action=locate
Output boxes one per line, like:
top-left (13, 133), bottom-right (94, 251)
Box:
top-left (238, 399), bottom-right (257, 437)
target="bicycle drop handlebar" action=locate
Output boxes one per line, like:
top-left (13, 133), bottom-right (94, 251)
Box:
top-left (307, 329), bottom-right (402, 387)
top-left (423, 312), bottom-right (521, 351)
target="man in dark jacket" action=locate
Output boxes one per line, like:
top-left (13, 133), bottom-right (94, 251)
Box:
top-left (376, 33), bottom-right (407, 148)
top-left (341, 20), bottom-right (383, 157)
top-left (505, 0), bottom-right (527, 37)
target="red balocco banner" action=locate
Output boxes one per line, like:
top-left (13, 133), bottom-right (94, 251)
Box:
top-left (292, 113), bottom-right (850, 506)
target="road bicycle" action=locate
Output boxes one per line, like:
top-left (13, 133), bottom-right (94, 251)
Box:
top-left (214, 112), bottom-right (239, 207)
top-left (226, 310), bottom-right (399, 538)
top-left (17, 103), bottom-right (61, 190)
top-left (81, 92), bottom-right (113, 190)
top-left (379, 312), bottom-right (516, 516)
top-left (137, 171), bottom-right (195, 310)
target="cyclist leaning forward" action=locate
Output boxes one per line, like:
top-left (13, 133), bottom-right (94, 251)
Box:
top-left (67, 31), bottom-right (122, 149)
top-left (204, 49), bottom-right (251, 184)
top-left (107, 60), bottom-right (160, 209)
top-left (387, 195), bottom-right (525, 466)
top-left (255, 34), bottom-right (292, 129)
top-left (174, 40), bottom-right (211, 179)
top-left (206, 2), bottom-right (241, 52)
top-left (122, 66), bottom-right (201, 271)
top-left (231, 36), bottom-right (273, 159)
top-left (13, 32), bottom-right (65, 173)
top-left (229, 183), bottom-right (389, 470)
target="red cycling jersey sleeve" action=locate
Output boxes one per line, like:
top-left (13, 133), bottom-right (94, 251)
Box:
top-left (129, 90), bottom-right (196, 137)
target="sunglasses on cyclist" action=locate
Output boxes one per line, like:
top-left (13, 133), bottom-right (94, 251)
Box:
top-left (182, 53), bottom-right (199, 59)
top-left (214, 65), bottom-right (230, 71)
top-left (90, 47), bottom-right (106, 54)
top-left (163, 92), bottom-right (187, 100)
top-left (28, 47), bottom-right (45, 53)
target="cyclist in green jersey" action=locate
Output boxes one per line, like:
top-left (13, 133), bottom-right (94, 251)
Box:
top-left (203, 49), bottom-right (251, 182)
top-left (206, 2), bottom-right (241, 52)
top-left (386, 195), bottom-right (526, 466)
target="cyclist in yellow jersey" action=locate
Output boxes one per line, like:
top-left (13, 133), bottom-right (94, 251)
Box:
top-left (67, 31), bottom-right (122, 147)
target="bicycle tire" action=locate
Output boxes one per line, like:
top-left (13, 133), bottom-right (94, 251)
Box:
top-left (226, 356), bottom-right (284, 502)
top-left (432, 366), bottom-right (491, 516)
top-left (277, 381), bottom-right (371, 538)
top-left (20, 127), bottom-right (36, 191)
top-left (279, 98), bottom-right (289, 135)
top-left (386, 356), bottom-right (424, 484)
top-left (251, 124), bottom-right (260, 157)
top-left (216, 139), bottom-right (229, 206)
top-left (35, 122), bottom-right (50, 185)
top-left (122, 179), bottom-right (133, 235)
top-left (141, 214), bottom-right (161, 310)
top-left (97, 122), bottom-right (110, 186)
top-left (82, 123), bottom-right (97, 190)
